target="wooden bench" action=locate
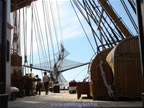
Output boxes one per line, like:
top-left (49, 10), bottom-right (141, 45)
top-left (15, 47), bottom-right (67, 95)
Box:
top-left (77, 82), bottom-right (90, 99)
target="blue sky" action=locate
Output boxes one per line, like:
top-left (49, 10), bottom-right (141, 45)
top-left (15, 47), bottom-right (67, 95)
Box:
top-left (20, 0), bottom-right (137, 82)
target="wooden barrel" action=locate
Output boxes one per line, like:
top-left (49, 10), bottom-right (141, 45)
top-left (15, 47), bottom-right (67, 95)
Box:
top-left (11, 69), bottom-right (24, 97)
top-left (11, 54), bottom-right (22, 66)
top-left (90, 48), bottom-right (112, 80)
top-left (106, 36), bottom-right (142, 99)
top-left (90, 48), bottom-right (113, 100)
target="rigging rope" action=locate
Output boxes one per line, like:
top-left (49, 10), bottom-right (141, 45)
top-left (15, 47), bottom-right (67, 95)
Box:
top-left (73, 66), bottom-right (88, 81)
top-left (30, 3), bottom-right (34, 73)
top-left (18, 10), bottom-right (21, 55)
top-left (33, 13), bottom-right (43, 77)
top-left (23, 8), bottom-right (27, 63)
top-left (70, 0), bottom-right (96, 54)
top-left (82, 0), bottom-right (108, 49)
top-left (120, 0), bottom-right (138, 33)
top-left (88, 0), bottom-right (118, 46)
top-left (91, 0), bottom-right (125, 39)
top-left (73, 0), bottom-right (106, 51)
top-left (42, 0), bottom-right (56, 64)
top-left (56, 0), bottom-right (64, 45)
top-left (34, 3), bottom-right (53, 77)
top-left (23, 8), bottom-right (27, 74)
top-left (81, 0), bottom-right (117, 46)
top-left (48, 0), bottom-right (60, 51)
top-left (34, 3), bottom-right (50, 67)
top-left (72, 0), bottom-right (134, 52)
top-left (82, 0), bottom-right (103, 50)
top-left (128, 0), bottom-right (136, 14)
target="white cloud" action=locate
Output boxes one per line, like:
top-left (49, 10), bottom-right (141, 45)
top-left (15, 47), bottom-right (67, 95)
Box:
top-left (63, 29), bottom-right (83, 40)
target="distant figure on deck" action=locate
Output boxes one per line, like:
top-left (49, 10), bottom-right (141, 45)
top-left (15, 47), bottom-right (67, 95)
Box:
top-left (43, 72), bottom-right (50, 95)
top-left (35, 75), bottom-right (41, 95)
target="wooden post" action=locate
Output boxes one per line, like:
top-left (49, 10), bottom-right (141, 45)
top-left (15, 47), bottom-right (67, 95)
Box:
top-left (0, 1), bottom-right (8, 108)
top-left (136, 0), bottom-right (144, 106)
top-left (0, 0), bottom-right (7, 94)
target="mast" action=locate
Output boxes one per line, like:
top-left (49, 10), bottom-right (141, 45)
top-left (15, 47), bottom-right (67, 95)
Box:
top-left (98, 0), bottom-right (133, 37)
